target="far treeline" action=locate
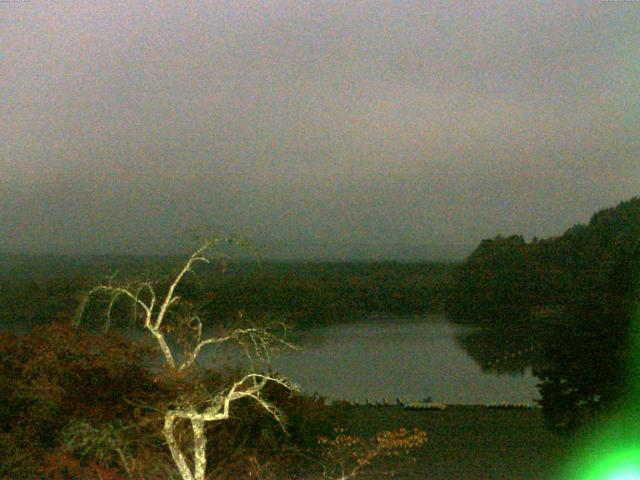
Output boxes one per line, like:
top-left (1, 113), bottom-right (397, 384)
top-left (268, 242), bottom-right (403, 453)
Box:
top-left (0, 255), bottom-right (456, 331)
top-left (446, 197), bottom-right (640, 433)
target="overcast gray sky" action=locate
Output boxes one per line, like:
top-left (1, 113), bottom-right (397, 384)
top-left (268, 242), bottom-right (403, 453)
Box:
top-left (1, 1), bottom-right (638, 259)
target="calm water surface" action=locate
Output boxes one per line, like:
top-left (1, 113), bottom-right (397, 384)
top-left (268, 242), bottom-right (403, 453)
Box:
top-left (3, 314), bottom-right (539, 404)
top-left (267, 314), bottom-right (540, 404)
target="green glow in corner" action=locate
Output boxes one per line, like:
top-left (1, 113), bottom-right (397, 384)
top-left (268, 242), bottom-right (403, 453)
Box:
top-left (609, 472), bottom-right (640, 480)
top-left (560, 433), bottom-right (640, 480)
top-left (559, 274), bottom-right (640, 480)
top-left (584, 448), bottom-right (640, 480)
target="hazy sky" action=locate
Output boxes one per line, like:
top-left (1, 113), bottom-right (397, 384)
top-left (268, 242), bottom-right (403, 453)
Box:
top-left (1, 1), bottom-right (638, 259)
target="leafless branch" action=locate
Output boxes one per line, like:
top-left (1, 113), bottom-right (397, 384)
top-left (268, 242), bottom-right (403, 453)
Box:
top-left (76, 238), bottom-right (298, 480)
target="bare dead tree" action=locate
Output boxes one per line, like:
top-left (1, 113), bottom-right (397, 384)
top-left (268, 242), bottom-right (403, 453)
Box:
top-left (75, 237), bottom-right (298, 480)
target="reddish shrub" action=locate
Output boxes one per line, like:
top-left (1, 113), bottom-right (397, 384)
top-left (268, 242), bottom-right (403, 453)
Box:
top-left (0, 322), bottom-right (158, 478)
top-left (0, 323), bottom-right (341, 479)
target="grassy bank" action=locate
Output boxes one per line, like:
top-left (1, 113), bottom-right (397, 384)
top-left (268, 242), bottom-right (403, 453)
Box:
top-left (337, 405), bottom-right (570, 480)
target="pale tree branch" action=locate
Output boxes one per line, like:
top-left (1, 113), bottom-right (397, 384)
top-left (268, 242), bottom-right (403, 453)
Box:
top-left (154, 243), bottom-right (212, 331)
top-left (76, 238), bottom-right (297, 480)
top-left (162, 372), bottom-right (294, 480)
top-left (87, 285), bottom-right (153, 324)
top-left (178, 326), bottom-right (299, 373)
top-left (163, 414), bottom-right (195, 480)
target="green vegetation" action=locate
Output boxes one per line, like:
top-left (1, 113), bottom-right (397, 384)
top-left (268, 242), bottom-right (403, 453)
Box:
top-left (0, 322), bottom-right (340, 479)
top-left (0, 244), bottom-right (433, 480)
top-left (0, 318), bottom-right (567, 480)
top-left (200, 261), bottom-right (453, 325)
top-left (0, 258), bottom-right (455, 332)
top-left (6, 195), bottom-right (639, 476)
top-left (446, 197), bottom-right (640, 434)
top-left (340, 405), bottom-right (569, 479)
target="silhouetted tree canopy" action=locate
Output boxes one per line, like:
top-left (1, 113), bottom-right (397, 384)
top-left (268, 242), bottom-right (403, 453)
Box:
top-left (446, 197), bottom-right (640, 433)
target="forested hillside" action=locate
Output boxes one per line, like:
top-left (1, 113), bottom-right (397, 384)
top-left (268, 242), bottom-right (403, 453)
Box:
top-left (447, 197), bottom-right (640, 326)
top-left (0, 258), bottom-right (455, 332)
top-left (446, 197), bottom-right (640, 432)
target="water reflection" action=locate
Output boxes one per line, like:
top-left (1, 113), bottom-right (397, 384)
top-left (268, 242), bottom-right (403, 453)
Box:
top-left (2, 314), bottom-right (543, 405)
top-left (266, 314), bottom-right (541, 404)
top-left (454, 323), bottom-right (547, 375)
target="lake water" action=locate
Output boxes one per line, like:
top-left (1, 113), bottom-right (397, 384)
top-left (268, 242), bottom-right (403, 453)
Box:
top-left (265, 314), bottom-right (540, 405)
top-left (3, 314), bottom-right (541, 405)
